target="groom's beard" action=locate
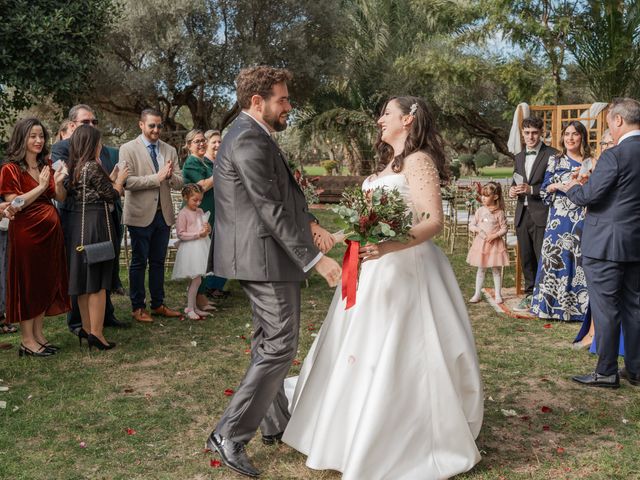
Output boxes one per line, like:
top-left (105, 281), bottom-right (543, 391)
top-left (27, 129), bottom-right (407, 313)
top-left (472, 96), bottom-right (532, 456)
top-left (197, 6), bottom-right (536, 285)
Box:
top-left (263, 104), bottom-right (288, 132)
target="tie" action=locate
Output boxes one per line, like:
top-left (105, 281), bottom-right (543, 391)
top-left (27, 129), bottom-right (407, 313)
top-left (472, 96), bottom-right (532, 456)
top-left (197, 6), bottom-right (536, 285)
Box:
top-left (526, 150), bottom-right (536, 155)
top-left (148, 144), bottom-right (159, 172)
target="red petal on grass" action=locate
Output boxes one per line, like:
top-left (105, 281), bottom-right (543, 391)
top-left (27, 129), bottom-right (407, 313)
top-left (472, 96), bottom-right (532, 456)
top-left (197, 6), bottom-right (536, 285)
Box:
top-left (244, 348), bottom-right (251, 354)
top-left (239, 335), bottom-right (246, 340)
top-left (542, 425), bottom-right (550, 431)
top-left (79, 441), bottom-right (87, 448)
top-left (543, 324), bottom-right (552, 329)
top-left (541, 406), bottom-right (553, 413)
top-left (616, 444), bottom-right (624, 450)
top-left (210, 459), bottom-right (221, 468)
top-left (126, 428), bottom-right (137, 435)
top-left (556, 447), bottom-right (565, 454)
top-left (224, 389), bottom-right (234, 396)
top-left (203, 448), bottom-right (211, 453)
top-left (292, 359), bottom-right (301, 366)
top-left (123, 388), bottom-right (134, 393)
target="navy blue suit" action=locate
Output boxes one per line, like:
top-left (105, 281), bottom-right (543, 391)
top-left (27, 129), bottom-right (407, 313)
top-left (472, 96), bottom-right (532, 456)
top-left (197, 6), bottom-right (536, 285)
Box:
top-left (566, 134), bottom-right (640, 376)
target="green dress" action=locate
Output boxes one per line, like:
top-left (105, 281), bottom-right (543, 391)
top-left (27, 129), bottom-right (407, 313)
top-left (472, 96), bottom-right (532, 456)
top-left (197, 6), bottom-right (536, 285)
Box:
top-left (182, 154), bottom-right (214, 228)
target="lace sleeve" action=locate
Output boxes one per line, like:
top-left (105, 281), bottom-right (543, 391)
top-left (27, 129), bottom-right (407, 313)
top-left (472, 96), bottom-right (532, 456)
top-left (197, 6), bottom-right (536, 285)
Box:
top-left (87, 162), bottom-right (119, 203)
top-left (468, 208), bottom-right (480, 233)
top-left (496, 210), bottom-right (508, 237)
top-left (404, 152), bottom-right (444, 244)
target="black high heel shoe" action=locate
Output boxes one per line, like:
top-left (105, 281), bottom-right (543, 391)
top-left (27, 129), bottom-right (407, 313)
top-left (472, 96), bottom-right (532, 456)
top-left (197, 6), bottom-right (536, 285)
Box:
top-left (87, 334), bottom-right (116, 351)
top-left (38, 341), bottom-right (61, 353)
top-left (77, 328), bottom-right (89, 347)
top-left (18, 344), bottom-right (54, 358)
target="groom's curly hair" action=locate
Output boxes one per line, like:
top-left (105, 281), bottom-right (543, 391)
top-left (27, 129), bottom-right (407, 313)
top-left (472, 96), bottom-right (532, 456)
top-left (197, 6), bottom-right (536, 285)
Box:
top-left (235, 66), bottom-right (293, 109)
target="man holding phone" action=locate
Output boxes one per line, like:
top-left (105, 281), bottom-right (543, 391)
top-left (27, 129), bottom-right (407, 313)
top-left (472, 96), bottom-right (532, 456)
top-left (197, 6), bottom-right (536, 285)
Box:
top-left (509, 117), bottom-right (558, 312)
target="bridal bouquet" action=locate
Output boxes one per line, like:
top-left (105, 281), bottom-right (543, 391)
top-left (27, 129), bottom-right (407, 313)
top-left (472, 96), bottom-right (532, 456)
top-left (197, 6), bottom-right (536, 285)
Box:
top-left (332, 186), bottom-right (415, 309)
top-left (332, 186), bottom-right (414, 244)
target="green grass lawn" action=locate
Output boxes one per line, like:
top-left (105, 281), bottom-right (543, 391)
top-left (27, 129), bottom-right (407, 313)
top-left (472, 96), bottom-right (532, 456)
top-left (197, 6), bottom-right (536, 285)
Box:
top-left (1, 209), bottom-right (639, 479)
top-left (478, 166), bottom-right (514, 179)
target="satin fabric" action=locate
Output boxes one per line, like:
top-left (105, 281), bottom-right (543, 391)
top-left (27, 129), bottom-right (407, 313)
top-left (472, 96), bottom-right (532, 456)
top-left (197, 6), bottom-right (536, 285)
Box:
top-left (0, 163), bottom-right (70, 323)
top-left (283, 175), bottom-right (483, 480)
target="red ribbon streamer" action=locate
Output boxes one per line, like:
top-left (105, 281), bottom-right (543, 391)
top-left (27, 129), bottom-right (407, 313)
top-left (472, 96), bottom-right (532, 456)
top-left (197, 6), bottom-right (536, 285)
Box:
top-left (341, 240), bottom-right (360, 309)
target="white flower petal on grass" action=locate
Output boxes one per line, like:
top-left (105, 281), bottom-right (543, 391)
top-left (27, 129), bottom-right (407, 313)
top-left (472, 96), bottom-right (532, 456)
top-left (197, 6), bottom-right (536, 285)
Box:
top-left (190, 341), bottom-right (197, 347)
top-left (501, 409), bottom-right (518, 417)
top-left (622, 418), bottom-right (630, 425)
top-left (12, 406), bottom-right (19, 412)
top-left (0, 386), bottom-right (9, 392)
top-left (0, 401), bottom-right (6, 409)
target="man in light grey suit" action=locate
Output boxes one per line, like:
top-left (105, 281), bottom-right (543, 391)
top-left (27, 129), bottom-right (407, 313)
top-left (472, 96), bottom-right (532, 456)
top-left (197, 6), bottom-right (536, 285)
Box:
top-left (561, 97), bottom-right (640, 388)
top-left (206, 66), bottom-right (341, 478)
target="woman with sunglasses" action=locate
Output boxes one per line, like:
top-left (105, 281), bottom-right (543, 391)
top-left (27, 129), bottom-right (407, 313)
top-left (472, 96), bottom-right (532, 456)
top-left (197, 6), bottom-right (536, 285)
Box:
top-left (181, 129), bottom-right (216, 312)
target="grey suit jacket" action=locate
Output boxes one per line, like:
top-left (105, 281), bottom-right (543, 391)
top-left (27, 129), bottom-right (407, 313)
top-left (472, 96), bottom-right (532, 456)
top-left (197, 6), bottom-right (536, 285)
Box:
top-left (120, 135), bottom-right (183, 227)
top-left (213, 113), bottom-right (319, 281)
top-left (567, 135), bottom-right (640, 262)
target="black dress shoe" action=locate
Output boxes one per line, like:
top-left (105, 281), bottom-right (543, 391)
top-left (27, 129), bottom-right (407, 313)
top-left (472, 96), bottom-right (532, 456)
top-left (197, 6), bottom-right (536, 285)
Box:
top-left (104, 317), bottom-right (131, 329)
top-left (619, 367), bottom-right (640, 386)
top-left (261, 432), bottom-right (283, 446)
top-left (572, 372), bottom-right (620, 388)
top-left (206, 432), bottom-right (260, 478)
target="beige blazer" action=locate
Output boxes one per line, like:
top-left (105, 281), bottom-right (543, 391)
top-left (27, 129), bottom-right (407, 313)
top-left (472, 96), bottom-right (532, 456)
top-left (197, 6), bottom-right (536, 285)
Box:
top-left (120, 135), bottom-right (183, 227)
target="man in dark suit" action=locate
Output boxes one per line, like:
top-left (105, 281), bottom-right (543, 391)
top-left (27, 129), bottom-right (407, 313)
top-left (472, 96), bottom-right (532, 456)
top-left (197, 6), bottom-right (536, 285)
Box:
top-left (508, 117), bottom-right (558, 312)
top-left (205, 66), bottom-right (341, 478)
top-left (561, 97), bottom-right (640, 388)
top-left (51, 104), bottom-right (130, 331)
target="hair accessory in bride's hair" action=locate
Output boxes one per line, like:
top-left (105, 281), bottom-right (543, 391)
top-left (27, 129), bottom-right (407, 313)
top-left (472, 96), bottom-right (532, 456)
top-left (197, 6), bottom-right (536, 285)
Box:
top-left (409, 103), bottom-right (418, 117)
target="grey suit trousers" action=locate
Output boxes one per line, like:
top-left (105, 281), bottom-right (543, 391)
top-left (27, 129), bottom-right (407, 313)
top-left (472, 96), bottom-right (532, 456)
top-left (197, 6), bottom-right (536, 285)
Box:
top-left (215, 280), bottom-right (300, 443)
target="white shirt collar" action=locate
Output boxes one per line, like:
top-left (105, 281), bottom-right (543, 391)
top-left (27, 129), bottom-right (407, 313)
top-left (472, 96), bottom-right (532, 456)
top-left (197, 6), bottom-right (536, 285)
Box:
top-left (618, 129), bottom-right (640, 144)
top-left (525, 141), bottom-right (542, 155)
top-left (242, 111), bottom-right (273, 136)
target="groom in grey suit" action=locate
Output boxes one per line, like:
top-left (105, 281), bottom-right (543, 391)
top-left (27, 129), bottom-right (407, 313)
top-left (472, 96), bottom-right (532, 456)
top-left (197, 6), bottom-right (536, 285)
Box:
top-left (562, 97), bottom-right (640, 388)
top-left (206, 66), bottom-right (341, 478)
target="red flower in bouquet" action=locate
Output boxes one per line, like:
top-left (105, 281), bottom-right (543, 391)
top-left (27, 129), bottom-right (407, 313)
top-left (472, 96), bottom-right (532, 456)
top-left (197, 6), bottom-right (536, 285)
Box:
top-left (331, 186), bottom-right (422, 309)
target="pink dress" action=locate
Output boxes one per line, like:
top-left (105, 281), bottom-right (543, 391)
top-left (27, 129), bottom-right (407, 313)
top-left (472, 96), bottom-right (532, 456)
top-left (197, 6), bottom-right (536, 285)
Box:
top-left (466, 206), bottom-right (509, 268)
top-left (171, 207), bottom-right (211, 280)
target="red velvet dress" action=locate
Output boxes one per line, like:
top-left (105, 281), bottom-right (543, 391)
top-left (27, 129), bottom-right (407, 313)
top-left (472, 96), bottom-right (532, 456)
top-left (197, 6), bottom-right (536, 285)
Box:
top-left (0, 162), bottom-right (70, 323)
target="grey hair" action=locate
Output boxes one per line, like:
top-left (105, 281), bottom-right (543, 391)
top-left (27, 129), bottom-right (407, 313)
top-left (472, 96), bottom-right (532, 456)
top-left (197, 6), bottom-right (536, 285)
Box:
top-left (609, 97), bottom-right (640, 126)
top-left (68, 104), bottom-right (96, 121)
top-left (204, 129), bottom-right (221, 140)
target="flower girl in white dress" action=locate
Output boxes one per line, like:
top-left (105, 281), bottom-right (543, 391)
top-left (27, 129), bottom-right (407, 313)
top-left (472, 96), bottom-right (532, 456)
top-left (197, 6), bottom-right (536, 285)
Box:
top-left (171, 184), bottom-right (211, 320)
top-left (283, 97), bottom-right (484, 480)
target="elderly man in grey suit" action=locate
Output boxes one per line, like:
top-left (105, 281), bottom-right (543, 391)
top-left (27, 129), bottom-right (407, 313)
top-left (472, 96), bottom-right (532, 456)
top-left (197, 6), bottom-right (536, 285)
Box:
top-left (206, 66), bottom-right (341, 478)
top-left (560, 97), bottom-right (640, 388)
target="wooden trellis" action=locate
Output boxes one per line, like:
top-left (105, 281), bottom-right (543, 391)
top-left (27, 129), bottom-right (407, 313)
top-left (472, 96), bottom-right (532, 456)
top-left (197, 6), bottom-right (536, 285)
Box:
top-left (518, 104), bottom-right (608, 157)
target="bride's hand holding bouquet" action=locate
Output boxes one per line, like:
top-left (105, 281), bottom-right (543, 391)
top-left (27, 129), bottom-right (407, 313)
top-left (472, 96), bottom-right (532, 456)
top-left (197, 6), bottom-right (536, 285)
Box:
top-left (332, 186), bottom-right (422, 308)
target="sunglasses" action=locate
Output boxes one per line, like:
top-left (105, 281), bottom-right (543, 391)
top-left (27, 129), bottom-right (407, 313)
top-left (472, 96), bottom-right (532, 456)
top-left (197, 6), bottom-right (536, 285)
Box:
top-left (147, 123), bottom-right (164, 130)
top-left (191, 139), bottom-right (207, 144)
top-left (79, 119), bottom-right (99, 126)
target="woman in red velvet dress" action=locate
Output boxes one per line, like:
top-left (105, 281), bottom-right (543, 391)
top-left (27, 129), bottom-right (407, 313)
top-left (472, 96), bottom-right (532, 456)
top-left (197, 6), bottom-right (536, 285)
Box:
top-left (0, 118), bottom-right (70, 357)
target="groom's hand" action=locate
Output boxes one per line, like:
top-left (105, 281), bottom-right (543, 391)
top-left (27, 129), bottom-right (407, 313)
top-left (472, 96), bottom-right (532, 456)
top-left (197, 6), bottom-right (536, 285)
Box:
top-left (310, 222), bottom-right (335, 253)
top-left (314, 256), bottom-right (342, 287)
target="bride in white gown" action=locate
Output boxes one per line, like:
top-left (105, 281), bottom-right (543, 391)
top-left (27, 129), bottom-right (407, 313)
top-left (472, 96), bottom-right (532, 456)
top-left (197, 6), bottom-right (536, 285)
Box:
top-left (283, 96), bottom-right (484, 480)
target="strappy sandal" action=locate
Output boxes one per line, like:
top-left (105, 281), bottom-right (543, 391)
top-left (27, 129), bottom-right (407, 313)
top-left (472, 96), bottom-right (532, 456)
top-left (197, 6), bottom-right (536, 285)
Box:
top-left (1, 323), bottom-right (17, 334)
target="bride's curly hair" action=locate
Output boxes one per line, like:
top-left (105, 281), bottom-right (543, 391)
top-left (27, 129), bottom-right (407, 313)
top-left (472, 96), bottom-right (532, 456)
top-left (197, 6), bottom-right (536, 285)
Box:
top-left (375, 96), bottom-right (449, 183)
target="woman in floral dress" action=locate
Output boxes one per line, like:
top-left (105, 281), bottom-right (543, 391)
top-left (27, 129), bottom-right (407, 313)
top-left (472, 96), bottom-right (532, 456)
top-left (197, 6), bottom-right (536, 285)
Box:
top-left (531, 121), bottom-right (592, 322)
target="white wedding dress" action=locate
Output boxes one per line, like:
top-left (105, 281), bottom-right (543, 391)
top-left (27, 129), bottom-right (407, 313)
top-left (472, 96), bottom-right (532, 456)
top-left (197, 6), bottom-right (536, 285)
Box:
top-left (283, 157), bottom-right (483, 480)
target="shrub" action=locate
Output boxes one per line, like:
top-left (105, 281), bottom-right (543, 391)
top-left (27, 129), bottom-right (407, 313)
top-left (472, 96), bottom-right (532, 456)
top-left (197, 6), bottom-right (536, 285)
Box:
top-left (320, 159), bottom-right (338, 174)
top-left (474, 151), bottom-right (496, 169)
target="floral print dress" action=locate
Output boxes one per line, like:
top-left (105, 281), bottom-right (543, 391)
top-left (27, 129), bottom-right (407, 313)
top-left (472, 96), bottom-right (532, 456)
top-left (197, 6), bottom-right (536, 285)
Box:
top-left (531, 154), bottom-right (589, 322)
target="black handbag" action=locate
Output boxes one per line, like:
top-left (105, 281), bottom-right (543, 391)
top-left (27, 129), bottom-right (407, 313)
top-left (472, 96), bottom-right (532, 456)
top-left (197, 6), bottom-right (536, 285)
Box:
top-left (75, 165), bottom-right (116, 265)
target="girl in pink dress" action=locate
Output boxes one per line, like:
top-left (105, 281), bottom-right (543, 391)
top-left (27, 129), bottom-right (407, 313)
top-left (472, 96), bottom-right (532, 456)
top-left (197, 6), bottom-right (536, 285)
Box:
top-left (171, 184), bottom-right (212, 320)
top-left (466, 181), bottom-right (509, 304)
